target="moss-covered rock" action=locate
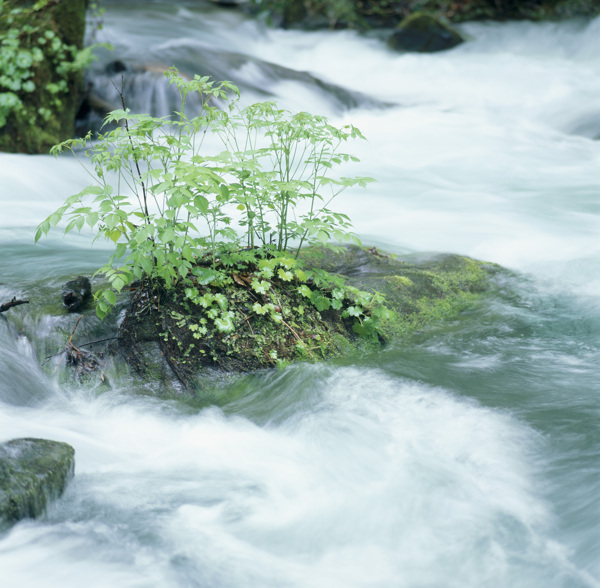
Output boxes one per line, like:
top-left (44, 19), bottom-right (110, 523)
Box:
top-left (117, 262), bottom-right (362, 393)
top-left (303, 246), bottom-right (497, 339)
top-left (388, 12), bottom-right (464, 53)
top-left (0, 438), bottom-right (75, 529)
top-left (116, 246), bottom-right (497, 395)
top-left (0, 0), bottom-right (88, 154)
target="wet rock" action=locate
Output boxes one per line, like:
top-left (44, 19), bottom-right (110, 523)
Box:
top-left (116, 246), bottom-right (498, 396)
top-left (388, 12), bottom-right (464, 53)
top-left (301, 246), bottom-right (499, 340)
top-left (65, 340), bottom-right (106, 383)
top-left (0, 438), bottom-right (75, 529)
top-left (62, 276), bottom-right (91, 312)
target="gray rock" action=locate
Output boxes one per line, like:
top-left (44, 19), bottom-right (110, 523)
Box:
top-left (0, 438), bottom-right (75, 529)
top-left (388, 12), bottom-right (464, 53)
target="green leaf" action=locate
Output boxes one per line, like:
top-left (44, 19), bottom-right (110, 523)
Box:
top-left (109, 229), bottom-right (122, 243)
top-left (112, 276), bottom-right (126, 292)
top-left (311, 293), bottom-right (330, 312)
top-left (294, 269), bottom-right (307, 281)
top-left (277, 268), bottom-right (293, 282)
top-left (298, 284), bottom-right (312, 298)
top-left (193, 267), bottom-right (222, 285)
top-left (139, 255), bottom-right (154, 275)
top-left (252, 302), bottom-right (269, 315)
top-left (194, 195), bottom-right (209, 214)
top-left (103, 290), bottom-right (117, 305)
top-left (251, 278), bottom-right (270, 294)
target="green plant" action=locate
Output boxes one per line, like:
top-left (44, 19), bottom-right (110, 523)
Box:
top-left (37, 68), bottom-right (384, 343)
top-left (0, 0), bottom-right (105, 152)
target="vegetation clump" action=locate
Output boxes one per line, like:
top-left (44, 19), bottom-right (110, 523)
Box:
top-left (0, 0), bottom-right (92, 153)
top-left (37, 69), bottom-right (391, 385)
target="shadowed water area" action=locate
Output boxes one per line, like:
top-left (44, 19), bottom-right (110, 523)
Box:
top-left (0, 2), bottom-right (599, 586)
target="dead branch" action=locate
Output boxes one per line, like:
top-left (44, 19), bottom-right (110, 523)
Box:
top-left (0, 297), bottom-right (29, 313)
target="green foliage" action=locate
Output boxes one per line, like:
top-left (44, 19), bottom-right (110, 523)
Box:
top-left (0, 0), bottom-right (100, 152)
top-left (37, 69), bottom-right (384, 343)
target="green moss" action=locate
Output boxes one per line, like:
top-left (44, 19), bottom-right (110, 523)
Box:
top-left (0, 0), bottom-right (88, 154)
top-left (387, 276), bottom-right (414, 288)
top-left (302, 246), bottom-right (496, 340)
top-left (114, 247), bottom-right (497, 396)
top-left (0, 438), bottom-right (75, 528)
top-left (118, 276), bottom-right (361, 393)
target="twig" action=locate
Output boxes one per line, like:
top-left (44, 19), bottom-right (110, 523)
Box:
top-left (231, 301), bottom-right (254, 336)
top-left (281, 318), bottom-right (314, 359)
top-left (68, 315), bottom-right (83, 346)
top-left (77, 337), bottom-right (119, 348)
top-left (43, 336), bottom-right (119, 362)
top-left (112, 76), bottom-right (150, 221)
top-left (0, 297), bottom-right (29, 313)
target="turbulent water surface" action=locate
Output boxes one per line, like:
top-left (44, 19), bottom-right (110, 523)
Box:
top-left (1, 2), bottom-right (599, 587)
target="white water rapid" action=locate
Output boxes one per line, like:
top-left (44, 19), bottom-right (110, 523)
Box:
top-left (1, 2), bottom-right (599, 587)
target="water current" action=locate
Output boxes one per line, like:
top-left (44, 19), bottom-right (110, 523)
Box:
top-left (0, 2), bottom-right (599, 586)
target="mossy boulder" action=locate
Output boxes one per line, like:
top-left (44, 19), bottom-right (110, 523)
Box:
top-left (0, 438), bottom-right (75, 529)
top-left (388, 12), bottom-right (464, 53)
top-left (117, 260), bottom-right (362, 392)
top-left (303, 246), bottom-right (497, 339)
top-left (0, 0), bottom-right (88, 154)
top-left (116, 246), bottom-right (497, 395)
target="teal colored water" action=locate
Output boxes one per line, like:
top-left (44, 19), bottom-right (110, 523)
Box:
top-left (0, 3), bottom-right (598, 586)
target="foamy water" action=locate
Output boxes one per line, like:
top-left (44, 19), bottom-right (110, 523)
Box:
top-left (0, 3), bottom-right (599, 587)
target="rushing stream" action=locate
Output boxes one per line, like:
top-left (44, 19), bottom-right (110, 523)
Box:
top-left (1, 2), bottom-right (599, 586)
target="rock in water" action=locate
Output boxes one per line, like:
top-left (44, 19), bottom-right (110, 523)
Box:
top-left (0, 438), bottom-right (75, 528)
top-left (62, 276), bottom-right (91, 312)
top-left (388, 12), bottom-right (464, 53)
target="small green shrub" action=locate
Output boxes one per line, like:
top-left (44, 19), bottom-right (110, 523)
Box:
top-left (37, 69), bottom-right (385, 341)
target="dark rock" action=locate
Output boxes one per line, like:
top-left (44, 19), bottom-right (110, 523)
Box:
top-left (62, 276), bottom-right (91, 312)
top-left (0, 438), bottom-right (75, 529)
top-left (104, 60), bottom-right (128, 75)
top-left (388, 12), bottom-right (464, 53)
top-left (207, 0), bottom-right (250, 7)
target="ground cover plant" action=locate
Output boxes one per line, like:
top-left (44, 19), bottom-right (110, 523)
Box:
top-left (0, 0), bottom-right (96, 153)
top-left (36, 69), bottom-right (388, 378)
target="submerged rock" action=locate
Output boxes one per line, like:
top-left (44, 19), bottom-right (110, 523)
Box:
top-left (388, 12), bottom-right (464, 53)
top-left (0, 438), bottom-right (75, 529)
